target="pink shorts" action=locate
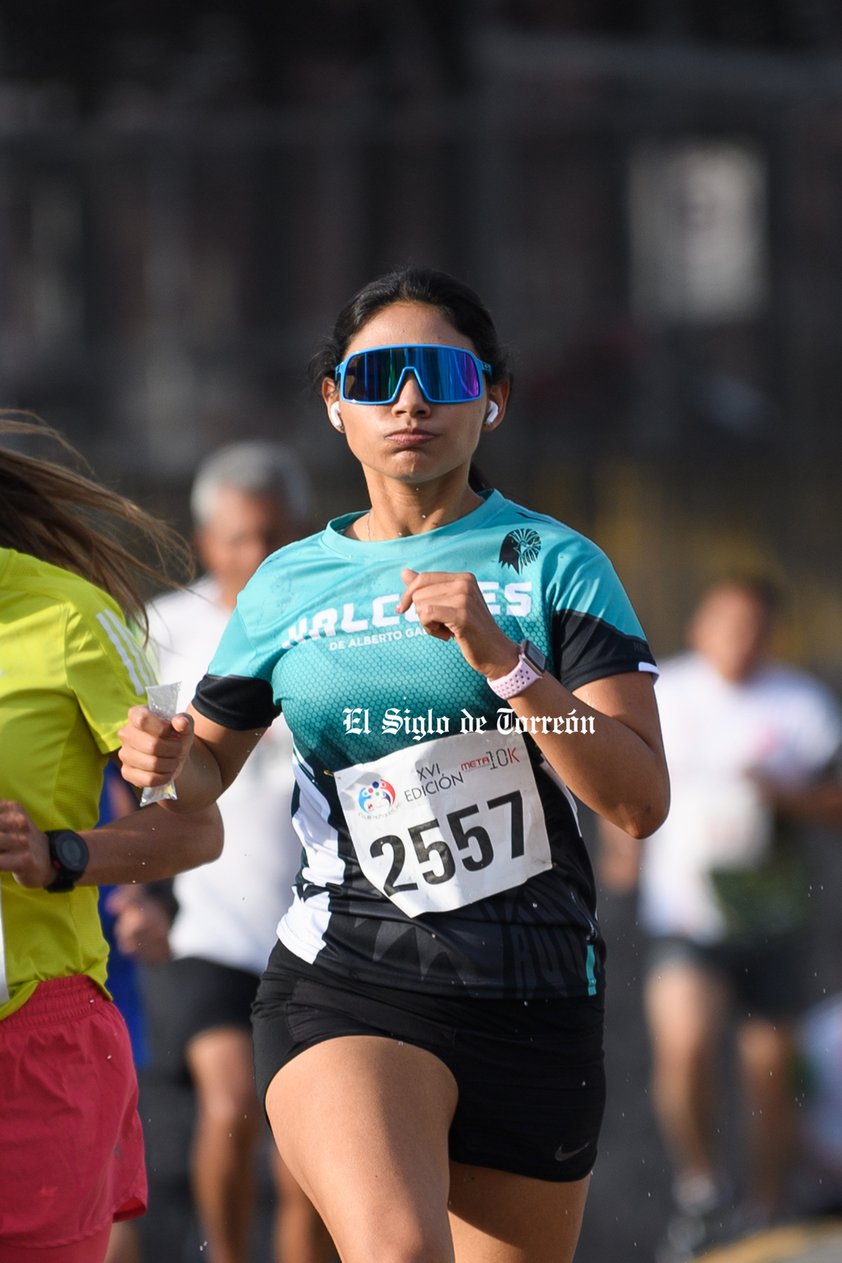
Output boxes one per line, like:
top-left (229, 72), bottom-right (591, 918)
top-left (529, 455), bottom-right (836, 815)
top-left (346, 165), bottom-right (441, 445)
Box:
top-left (0, 975), bottom-right (147, 1250)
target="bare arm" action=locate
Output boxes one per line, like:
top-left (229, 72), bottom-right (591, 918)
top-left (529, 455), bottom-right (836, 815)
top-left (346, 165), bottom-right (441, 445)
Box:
top-left (754, 772), bottom-right (842, 829)
top-left (116, 705), bottom-right (266, 812)
top-left (106, 885), bottom-right (175, 963)
top-left (510, 669), bottom-right (668, 838)
top-left (398, 568), bottom-right (669, 838)
top-left (0, 797), bottom-right (223, 890)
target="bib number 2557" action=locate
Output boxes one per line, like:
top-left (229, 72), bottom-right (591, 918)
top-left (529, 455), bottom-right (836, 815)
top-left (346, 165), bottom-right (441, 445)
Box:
top-left (374, 789), bottom-right (524, 896)
top-left (335, 732), bottom-right (551, 917)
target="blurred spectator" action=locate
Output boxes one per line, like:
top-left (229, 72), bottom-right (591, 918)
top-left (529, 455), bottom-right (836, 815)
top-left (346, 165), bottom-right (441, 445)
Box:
top-left (599, 575), bottom-right (842, 1261)
top-left (113, 441), bottom-right (333, 1263)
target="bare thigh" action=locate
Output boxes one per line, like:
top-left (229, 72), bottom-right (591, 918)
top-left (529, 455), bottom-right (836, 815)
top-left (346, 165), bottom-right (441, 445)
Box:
top-left (645, 960), bottom-right (729, 1063)
top-left (186, 1025), bottom-right (260, 1124)
top-left (265, 1035), bottom-right (459, 1263)
top-left (104, 1221), bottom-right (140, 1263)
top-left (449, 1163), bottom-right (591, 1263)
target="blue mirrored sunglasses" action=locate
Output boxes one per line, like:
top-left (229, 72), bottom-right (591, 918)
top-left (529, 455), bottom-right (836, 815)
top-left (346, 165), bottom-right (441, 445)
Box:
top-left (335, 344), bottom-right (492, 405)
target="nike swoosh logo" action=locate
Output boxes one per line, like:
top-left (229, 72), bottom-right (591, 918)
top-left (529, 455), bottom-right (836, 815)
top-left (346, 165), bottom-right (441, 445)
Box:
top-left (555, 1141), bottom-right (591, 1162)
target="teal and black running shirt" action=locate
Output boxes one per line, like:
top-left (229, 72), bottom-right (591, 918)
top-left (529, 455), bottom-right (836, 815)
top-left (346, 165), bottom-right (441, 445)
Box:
top-left (193, 490), bottom-right (657, 999)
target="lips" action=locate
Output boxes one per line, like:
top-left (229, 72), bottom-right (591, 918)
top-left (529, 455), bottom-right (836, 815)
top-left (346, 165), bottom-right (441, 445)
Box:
top-left (386, 430), bottom-right (437, 447)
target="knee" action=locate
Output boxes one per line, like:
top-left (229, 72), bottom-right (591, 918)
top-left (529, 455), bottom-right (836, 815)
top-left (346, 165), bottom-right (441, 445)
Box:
top-left (339, 1219), bottom-right (451, 1263)
top-left (351, 1244), bottom-right (448, 1263)
top-left (196, 1089), bottom-right (260, 1143)
top-left (652, 1031), bottom-right (712, 1080)
top-left (739, 1023), bottom-right (796, 1094)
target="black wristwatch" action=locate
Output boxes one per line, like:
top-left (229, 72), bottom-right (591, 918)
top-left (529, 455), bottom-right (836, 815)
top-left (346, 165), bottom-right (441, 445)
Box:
top-left (45, 829), bottom-right (90, 893)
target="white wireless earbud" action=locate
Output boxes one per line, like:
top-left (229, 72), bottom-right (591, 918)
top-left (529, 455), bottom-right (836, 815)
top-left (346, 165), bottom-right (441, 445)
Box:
top-left (484, 402), bottom-right (499, 427)
top-left (329, 403), bottom-right (345, 432)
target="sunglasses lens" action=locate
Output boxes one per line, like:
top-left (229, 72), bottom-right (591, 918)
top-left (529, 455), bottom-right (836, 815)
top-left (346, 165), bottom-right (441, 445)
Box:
top-left (416, 347), bottom-right (482, 402)
top-left (342, 348), bottom-right (404, 403)
top-left (342, 347), bottom-right (484, 403)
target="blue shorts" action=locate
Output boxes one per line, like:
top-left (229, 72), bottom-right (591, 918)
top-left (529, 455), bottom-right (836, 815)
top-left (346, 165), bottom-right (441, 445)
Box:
top-left (252, 941), bottom-right (605, 1183)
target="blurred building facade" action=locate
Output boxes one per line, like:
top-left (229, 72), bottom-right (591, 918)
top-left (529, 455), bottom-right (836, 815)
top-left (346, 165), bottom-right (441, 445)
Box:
top-left (1, 0), bottom-right (842, 675)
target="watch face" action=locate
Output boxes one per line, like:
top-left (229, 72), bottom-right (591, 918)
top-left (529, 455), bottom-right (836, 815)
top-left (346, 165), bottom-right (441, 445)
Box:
top-left (56, 832), bottom-right (88, 872)
top-left (521, 640), bottom-right (547, 674)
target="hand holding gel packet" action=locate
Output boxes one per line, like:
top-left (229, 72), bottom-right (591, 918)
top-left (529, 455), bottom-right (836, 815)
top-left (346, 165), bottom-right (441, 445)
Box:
top-left (139, 682), bottom-right (181, 807)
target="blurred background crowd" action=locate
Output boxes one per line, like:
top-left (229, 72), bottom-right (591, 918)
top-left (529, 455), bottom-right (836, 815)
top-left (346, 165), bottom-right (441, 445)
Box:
top-left (3, 0), bottom-right (842, 677)
top-left (4, 3), bottom-right (842, 1261)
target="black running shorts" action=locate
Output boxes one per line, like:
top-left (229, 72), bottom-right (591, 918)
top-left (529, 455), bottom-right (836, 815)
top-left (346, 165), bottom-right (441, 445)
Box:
top-left (141, 956), bottom-right (260, 1080)
top-left (252, 941), bottom-right (605, 1183)
top-left (646, 933), bottom-right (807, 1021)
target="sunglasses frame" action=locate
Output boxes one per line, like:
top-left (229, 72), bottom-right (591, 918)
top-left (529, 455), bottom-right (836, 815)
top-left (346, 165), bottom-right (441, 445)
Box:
top-left (334, 343), bottom-right (493, 406)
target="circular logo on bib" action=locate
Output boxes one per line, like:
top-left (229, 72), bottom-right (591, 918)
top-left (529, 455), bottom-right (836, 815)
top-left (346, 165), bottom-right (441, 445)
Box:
top-left (357, 778), bottom-right (396, 816)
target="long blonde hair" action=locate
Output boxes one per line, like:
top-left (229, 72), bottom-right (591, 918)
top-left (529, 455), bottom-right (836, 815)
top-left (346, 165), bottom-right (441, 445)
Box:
top-left (0, 414), bottom-right (194, 635)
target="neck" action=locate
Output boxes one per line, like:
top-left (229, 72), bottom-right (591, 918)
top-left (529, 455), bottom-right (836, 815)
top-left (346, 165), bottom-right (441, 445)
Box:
top-left (216, 582), bottom-right (240, 611)
top-left (361, 472), bottom-right (484, 541)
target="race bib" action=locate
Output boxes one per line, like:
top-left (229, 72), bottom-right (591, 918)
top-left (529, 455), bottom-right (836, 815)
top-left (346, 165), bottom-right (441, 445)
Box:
top-left (334, 730), bottom-right (552, 917)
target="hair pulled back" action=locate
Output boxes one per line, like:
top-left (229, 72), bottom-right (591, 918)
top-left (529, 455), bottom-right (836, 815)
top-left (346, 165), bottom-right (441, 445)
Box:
top-left (309, 267), bottom-right (511, 389)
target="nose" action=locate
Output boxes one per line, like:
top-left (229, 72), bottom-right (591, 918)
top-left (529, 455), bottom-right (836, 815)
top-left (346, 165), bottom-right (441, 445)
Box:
top-left (392, 370), bottom-right (431, 415)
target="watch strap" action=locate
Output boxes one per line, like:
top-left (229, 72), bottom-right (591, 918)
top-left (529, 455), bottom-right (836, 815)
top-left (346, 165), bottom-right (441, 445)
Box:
top-left (487, 641), bottom-right (545, 699)
top-left (45, 829), bottom-right (89, 894)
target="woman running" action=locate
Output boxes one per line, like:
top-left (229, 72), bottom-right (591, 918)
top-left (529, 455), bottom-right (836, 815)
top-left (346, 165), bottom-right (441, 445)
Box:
top-left (118, 267), bottom-right (669, 1263)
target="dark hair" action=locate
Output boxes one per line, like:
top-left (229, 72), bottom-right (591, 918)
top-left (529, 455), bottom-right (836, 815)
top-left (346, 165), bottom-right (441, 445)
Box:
top-left (309, 266), bottom-right (511, 388)
top-left (702, 573), bottom-right (783, 619)
top-left (0, 414), bottom-right (194, 636)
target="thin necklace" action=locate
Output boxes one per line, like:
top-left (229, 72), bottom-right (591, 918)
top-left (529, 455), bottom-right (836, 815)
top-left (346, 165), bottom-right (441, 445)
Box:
top-left (365, 512), bottom-right (439, 540)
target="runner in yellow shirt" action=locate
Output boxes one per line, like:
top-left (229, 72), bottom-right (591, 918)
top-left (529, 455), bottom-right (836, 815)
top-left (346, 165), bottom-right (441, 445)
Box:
top-left (0, 416), bottom-right (222, 1263)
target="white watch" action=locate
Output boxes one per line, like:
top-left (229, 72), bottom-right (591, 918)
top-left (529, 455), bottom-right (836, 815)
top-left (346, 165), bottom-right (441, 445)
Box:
top-left (487, 640), bottom-right (547, 699)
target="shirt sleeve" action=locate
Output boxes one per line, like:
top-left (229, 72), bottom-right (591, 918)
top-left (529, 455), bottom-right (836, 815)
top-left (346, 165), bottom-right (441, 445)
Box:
top-left (65, 602), bottom-right (158, 753)
top-left (548, 544), bottom-right (658, 692)
top-left (191, 604), bottom-right (282, 730)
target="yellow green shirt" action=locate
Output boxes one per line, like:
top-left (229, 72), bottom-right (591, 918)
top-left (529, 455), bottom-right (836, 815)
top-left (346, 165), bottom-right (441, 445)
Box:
top-left (0, 547), bottom-right (156, 1020)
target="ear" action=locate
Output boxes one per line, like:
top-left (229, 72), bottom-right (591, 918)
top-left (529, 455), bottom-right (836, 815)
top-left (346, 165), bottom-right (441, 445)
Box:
top-left (322, 377), bottom-right (343, 431)
top-left (322, 376), bottom-right (339, 408)
top-left (483, 379), bottom-right (510, 432)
